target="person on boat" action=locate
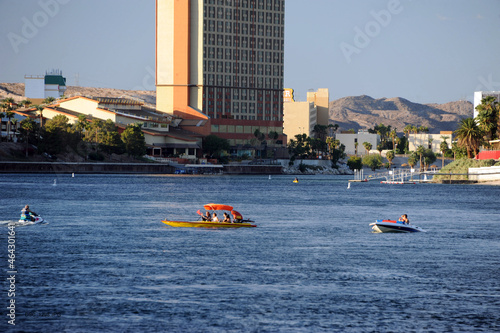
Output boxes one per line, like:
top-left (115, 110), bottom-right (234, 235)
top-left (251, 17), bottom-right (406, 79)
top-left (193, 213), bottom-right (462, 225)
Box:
top-left (202, 211), bottom-right (212, 221)
top-left (398, 214), bottom-right (410, 224)
top-left (222, 212), bottom-right (232, 223)
top-left (21, 205), bottom-right (36, 221)
top-left (212, 213), bottom-right (219, 222)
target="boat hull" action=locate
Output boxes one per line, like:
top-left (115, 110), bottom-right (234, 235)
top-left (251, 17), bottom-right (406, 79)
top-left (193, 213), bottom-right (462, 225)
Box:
top-left (370, 220), bottom-right (425, 233)
top-left (162, 220), bottom-right (256, 228)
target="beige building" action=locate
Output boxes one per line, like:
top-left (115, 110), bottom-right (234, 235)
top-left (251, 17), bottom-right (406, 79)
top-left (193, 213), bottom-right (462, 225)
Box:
top-left (38, 96), bottom-right (202, 160)
top-left (283, 101), bottom-right (316, 142)
top-left (408, 131), bottom-right (453, 154)
top-left (307, 88), bottom-right (329, 127)
top-left (155, 0), bottom-right (286, 152)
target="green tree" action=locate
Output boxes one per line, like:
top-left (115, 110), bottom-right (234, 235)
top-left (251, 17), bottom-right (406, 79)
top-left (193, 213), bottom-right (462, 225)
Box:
top-left (416, 145), bottom-right (425, 170)
top-left (403, 124), bottom-right (413, 151)
top-left (268, 131), bottom-right (279, 145)
top-left (312, 124), bottom-right (328, 141)
top-left (440, 136), bottom-right (449, 168)
top-left (203, 134), bottom-right (230, 158)
top-left (20, 99), bottom-right (32, 108)
top-left (40, 115), bottom-right (72, 155)
top-left (43, 97), bottom-right (56, 104)
top-left (19, 118), bottom-right (38, 157)
top-left (4, 111), bottom-right (15, 141)
top-left (362, 154), bottom-right (383, 171)
top-left (121, 124), bottom-right (146, 158)
top-left (288, 133), bottom-right (309, 165)
top-left (386, 150), bottom-right (395, 166)
top-left (454, 117), bottom-right (484, 158)
top-left (377, 143), bottom-right (384, 155)
top-left (475, 96), bottom-right (499, 140)
top-left (362, 142), bottom-right (372, 155)
top-left (422, 148), bottom-right (437, 170)
top-left (326, 137), bottom-right (346, 168)
top-left (407, 152), bottom-right (419, 169)
top-left (74, 114), bottom-right (89, 140)
top-left (347, 155), bottom-right (363, 171)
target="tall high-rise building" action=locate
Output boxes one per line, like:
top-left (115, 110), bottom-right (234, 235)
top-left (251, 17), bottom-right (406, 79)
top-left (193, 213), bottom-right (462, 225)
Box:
top-left (156, 0), bottom-right (285, 152)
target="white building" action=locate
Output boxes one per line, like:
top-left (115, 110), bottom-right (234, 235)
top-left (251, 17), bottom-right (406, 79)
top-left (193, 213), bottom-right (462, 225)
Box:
top-left (336, 130), bottom-right (379, 155)
top-left (25, 69), bottom-right (67, 100)
top-left (473, 91), bottom-right (500, 119)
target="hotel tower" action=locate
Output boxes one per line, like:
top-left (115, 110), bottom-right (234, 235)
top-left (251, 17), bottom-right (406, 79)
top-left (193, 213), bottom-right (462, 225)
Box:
top-left (156, 0), bottom-right (285, 150)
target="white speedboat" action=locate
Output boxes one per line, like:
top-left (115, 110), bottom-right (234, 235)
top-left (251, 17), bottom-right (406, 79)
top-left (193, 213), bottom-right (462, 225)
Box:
top-left (370, 219), bottom-right (425, 233)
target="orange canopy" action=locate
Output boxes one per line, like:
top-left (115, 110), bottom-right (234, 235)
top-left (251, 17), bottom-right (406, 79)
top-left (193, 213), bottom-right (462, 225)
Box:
top-left (203, 203), bottom-right (234, 211)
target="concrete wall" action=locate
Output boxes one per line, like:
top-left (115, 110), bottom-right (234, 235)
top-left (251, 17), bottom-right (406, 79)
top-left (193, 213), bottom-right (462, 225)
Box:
top-left (468, 166), bottom-right (500, 181)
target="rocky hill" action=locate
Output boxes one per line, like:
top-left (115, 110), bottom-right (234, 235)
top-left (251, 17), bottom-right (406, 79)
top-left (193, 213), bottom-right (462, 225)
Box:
top-left (0, 83), bottom-right (156, 105)
top-left (2, 83), bottom-right (472, 133)
top-left (330, 95), bottom-right (472, 133)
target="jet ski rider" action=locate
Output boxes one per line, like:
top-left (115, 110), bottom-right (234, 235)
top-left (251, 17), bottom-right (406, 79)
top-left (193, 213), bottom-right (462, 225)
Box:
top-left (21, 205), bottom-right (36, 221)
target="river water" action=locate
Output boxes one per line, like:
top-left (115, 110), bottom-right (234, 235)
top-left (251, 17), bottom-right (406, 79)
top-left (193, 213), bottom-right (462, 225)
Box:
top-left (1, 173), bottom-right (499, 332)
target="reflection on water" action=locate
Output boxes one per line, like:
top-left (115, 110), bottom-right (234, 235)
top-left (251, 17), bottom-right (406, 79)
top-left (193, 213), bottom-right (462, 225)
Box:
top-left (0, 174), bottom-right (499, 332)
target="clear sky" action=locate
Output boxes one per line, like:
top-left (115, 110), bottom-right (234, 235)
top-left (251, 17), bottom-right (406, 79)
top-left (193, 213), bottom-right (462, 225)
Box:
top-left (1, 0), bottom-right (499, 104)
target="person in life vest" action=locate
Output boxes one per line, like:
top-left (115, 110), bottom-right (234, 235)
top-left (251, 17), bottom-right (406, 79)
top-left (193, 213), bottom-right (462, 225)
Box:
top-left (21, 205), bottom-right (36, 221)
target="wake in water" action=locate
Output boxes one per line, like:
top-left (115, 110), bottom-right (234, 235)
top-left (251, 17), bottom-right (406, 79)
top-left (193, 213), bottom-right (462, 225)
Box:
top-left (0, 220), bottom-right (47, 227)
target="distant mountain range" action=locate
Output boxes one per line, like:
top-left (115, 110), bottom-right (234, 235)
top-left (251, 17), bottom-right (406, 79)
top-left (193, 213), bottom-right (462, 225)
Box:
top-left (330, 95), bottom-right (472, 133)
top-left (2, 83), bottom-right (472, 133)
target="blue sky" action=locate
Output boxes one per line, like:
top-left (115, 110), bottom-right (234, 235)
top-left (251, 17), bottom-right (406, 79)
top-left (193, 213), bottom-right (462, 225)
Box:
top-left (1, 0), bottom-right (499, 104)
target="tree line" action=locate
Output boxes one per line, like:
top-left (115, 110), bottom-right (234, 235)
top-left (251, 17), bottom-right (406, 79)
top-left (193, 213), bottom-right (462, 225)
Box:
top-left (1, 97), bottom-right (146, 159)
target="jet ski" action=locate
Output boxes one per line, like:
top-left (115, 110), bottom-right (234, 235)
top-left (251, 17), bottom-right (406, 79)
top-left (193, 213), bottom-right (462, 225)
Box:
top-left (19, 215), bottom-right (44, 224)
top-left (370, 219), bottom-right (425, 233)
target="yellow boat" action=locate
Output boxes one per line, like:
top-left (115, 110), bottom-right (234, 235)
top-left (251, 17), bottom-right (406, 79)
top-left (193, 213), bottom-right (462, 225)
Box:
top-left (162, 220), bottom-right (256, 228)
top-left (162, 203), bottom-right (257, 228)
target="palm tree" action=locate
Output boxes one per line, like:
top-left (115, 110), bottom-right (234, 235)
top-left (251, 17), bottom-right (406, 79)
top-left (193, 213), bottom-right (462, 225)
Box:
top-left (363, 142), bottom-right (372, 155)
top-left (389, 129), bottom-right (397, 150)
top-left (5, 111), bottom-right (15, 141)
top-left (454, 117), bottom-right (484, 158)
top-left (43, 97), bottom-right (56, 105)
top-left (21, 118), bottom-right (36, 157)
top-left (35, 105), bottom-right (45, 129)
top-left (10, 118), bottom-right (18, 141)
top-left (411, 125), bottom-right (418, 151)
top-left (312, 124), bottom-right (328, 141)
top-left (386, 150), bottom-right (395, 166)
top-left (440, 136), bottom-right (449, 168)
top-left (416, 145), bottom-right (425, 170)
top-left (20, 99), bottom-right (32, 108)
top-left (475, 96), bottom-right (499, 140)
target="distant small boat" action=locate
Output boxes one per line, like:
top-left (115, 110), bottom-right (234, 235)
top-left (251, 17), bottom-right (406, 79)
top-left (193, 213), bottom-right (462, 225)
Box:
top-left (293, 178), bottom-right (299, 183)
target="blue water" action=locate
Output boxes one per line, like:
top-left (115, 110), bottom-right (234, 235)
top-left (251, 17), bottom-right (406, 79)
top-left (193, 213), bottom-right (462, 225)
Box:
top-left (1, 174), bottom-right (499, 332)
